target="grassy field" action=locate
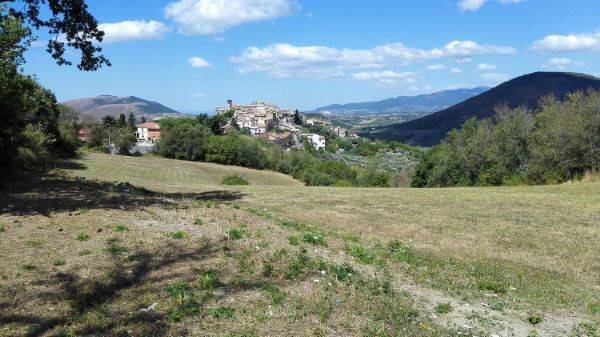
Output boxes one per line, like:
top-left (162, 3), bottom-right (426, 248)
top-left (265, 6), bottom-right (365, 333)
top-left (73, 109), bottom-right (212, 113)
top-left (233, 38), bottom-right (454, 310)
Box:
top-left (1, 153), bottom-right (598, 337)
top-left (62, 152), bottom-right (302, 188)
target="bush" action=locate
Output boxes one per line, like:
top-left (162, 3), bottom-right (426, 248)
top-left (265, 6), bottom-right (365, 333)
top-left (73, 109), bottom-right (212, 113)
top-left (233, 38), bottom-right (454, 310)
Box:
top-left (221, 175), bottom-right (249, 185)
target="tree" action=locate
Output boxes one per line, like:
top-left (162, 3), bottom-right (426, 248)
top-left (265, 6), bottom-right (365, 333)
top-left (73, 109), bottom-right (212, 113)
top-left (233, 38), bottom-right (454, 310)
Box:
top-left (140, 116), bottom-right (147, 124)
top-left (127, 112), bottom-right (137, 130)
top-left (293, 109), bottom-right (303, 125)
top-left (117, 113), bottom-right (127, 128)
top-left (113, 127), bottom-right (136, 155)
top-left (102, 115), bottom-right (116, 128)
top-left (2, 0), bottom-right (109, 71)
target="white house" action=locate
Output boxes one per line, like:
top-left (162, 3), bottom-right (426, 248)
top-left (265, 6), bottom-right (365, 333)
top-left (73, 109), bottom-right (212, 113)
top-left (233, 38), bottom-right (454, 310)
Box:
top-left (135, 122), bottom-right (161, 143)
top-left (308, 133), bottom-right (326, 150)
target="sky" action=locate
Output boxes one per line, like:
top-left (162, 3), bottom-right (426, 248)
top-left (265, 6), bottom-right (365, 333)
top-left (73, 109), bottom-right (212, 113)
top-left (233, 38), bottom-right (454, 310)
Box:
top-left (22, 0), bottom-right (600, 113)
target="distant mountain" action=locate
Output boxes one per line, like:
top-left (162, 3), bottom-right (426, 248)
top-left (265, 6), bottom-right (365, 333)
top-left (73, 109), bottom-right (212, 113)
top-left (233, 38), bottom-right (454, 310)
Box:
top-left (62, 95), bottom-right (182, 121)
top-left (312, 87), bottom-right (489, 115)
top-left (362, 72), bottom-right (600, 146)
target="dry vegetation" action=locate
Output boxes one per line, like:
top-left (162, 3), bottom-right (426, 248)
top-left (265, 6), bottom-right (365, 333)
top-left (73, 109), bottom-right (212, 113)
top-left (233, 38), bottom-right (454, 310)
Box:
top-left (0, 154), bottom-right (598, 337)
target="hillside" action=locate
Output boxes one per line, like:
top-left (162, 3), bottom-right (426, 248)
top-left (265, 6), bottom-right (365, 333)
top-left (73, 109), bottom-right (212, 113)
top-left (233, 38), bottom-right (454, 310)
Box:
top-left (363, 72), bottom-right (600, 146)
top-left (64, 152), bottom-right (302, 187)
top-left (1, 153), bottom-right (597, 336)
top-left (62, 95), bottom-right (183, 121)
top-left (312, 87), bottom-right (489, 115)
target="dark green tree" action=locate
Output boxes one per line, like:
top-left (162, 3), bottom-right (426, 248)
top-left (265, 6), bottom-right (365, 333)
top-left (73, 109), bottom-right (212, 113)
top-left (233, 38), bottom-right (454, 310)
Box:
top-left (140, 116), bottom-right (147, 123)
top-left (113, 127), bottom-right (136, 155)
top-left (127, 112), bottom-right (137, 130)
top-left (293, 109), bottom-right (302, 125)
top-left (117, 113), bottom-right (127, 128)
top-left (102, 115), bottom-right (116, 128)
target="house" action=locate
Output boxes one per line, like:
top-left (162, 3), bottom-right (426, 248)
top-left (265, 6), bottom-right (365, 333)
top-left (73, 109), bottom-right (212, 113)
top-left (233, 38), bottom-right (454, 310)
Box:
top-left (308, 133), bottom-right (326, 150)
top-left (136, 122), bottom-right (161, 142)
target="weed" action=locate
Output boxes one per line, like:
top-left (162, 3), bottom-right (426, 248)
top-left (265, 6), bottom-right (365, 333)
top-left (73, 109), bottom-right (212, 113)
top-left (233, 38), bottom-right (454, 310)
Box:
top-left (527, 330), bottom-right (540, 337)
top-left (228, 227), bottom-right (247, 240)
top-left (77, 207), bottom-right (89, 214)
top-left (168, 231), bottom-right (188, 239)
top-left (53, 259), bottom-right (66, 266)
top-left (114, 224), bottom-right (129, 232)
top-left (285, 249), bottom-right (312, 279)
top-left (262, 283), bottom-right (286, 306)
top-left (194, 219), bottom-right (203, 226)
top-left (76, 233), bottom-right (91, 242)
top-left (262, 261), bottom-right (274, 277)
top-left (527, 314), bottom-right (542, 325)
top-left (348, 243), bottom-right (374, 264)
top-left (0, 224), bottom-right (4, 232)
top-left (165, 281), bottom-right (201, 323)
top-left (387, 240), bottom-right (417, 264)
top-left (434, 302), bottom-right (453, 314)
top-left (488, 299), bottom-right (504, 311)
top-left (589, 303), bottom-right (600, 314)
top-left (21, 264), bottom-right (36, 271)
top-left (287, 235), bottom-right (300, 246)
top-left (26, 240), bottom-right (43, 247)
top-left (221, 175), bottom-right (249, 185)
top-left (226, 329), bottom-right (258, 337)
top-left (302, 232), bottom-right (326, 246)
top-left (278, 219), bottom-right (305, 231)
top-left (102, 245), bottom-right (128, 254)
top-left (330, 263), bottom-right (355, 282)
top-left (198, 270), bottom-right (220, 290)
top-left (477, 279), bottom-right (507, 294)
top-left (209, 306), bottom-right (235, 319)
top-left (106, 236), bottom-right (120, 244)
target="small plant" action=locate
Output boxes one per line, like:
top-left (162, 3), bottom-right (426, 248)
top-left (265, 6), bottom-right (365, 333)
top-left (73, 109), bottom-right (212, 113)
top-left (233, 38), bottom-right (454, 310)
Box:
top-left (221, 175), bottom-right (249, 185)
top-left (387, 240), bottom-right (416, 264)
top-left (194, 219), bottom-right (203, 226)
top-left (76, 233), bottom-right (91, 242)
top-left (102, 245), bottom-right (128, 254)
top-left (277, 219), bottom-right (305, 231)
top-left (198, 270), bottom-right (220, 290)
top-left (209, 306), bottom-right (235, 319)
top-left (434, 302), bottom-right (453, 314)
top-left (477, 279), bottom-right (507, 294)
top-left (114, 224), bottom-right (129, 232)
top-left (106, 236), bottom-right (120, 244)
top-left (287, 235), bottom-right (300, 246)
top-left (262, 283), bottom-right (286, 306)
top-left (165, 281), bottom-right (201, 323)
top-left (228, 227), bottom-right (246, 240)
top-left (0, 224), bottom-right (5, 232)
top-left (348, 243), bottom-right (374, 264)
top-left (262, 261), bottom-right (274, 277)
top-left (26, 240), bottom-right (43, 247)
top-left (330, 263), bottom-right (355, 282)
top-left (22, 264), bottom-right (36, 271)
top-left (285, 249), bottom-right (312, 279)
top-left (168, 231), bottom-right (189, 239)
top-left (77, 207), bottom-right (89, 214)
top-left (52, 259), bottom-right (66, 266)
top-left (302, 232), bottom-right (326, 246)
top-left (527, 314), bottom-right (542, 325)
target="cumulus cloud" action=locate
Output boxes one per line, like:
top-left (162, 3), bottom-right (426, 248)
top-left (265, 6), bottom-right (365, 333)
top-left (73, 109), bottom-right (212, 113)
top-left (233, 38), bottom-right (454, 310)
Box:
top-left (477, 63), bottom-right (497, 71)
top-left (481, 72), bottom-right (509, 83)
top-left (231, 41), bottom-right (516, 78)
top-left (459, 0), bottom-right (524, 11)
top-left (351, 71), bottom-right (417, 87)
top-left (542, 57), bottom-right (586, 70)
top-left (165, 0), bottom-right (298, 35)
top-left (450, 67), bottom-right (463, 74)
top-left (426, 64), bottom-right (446, 71)
top-left (532, 32), bottom-right (600, 52)
top-left (188, 56), bottom-right (211, 68)
top-left (98, 20), bottom-right (169, 43)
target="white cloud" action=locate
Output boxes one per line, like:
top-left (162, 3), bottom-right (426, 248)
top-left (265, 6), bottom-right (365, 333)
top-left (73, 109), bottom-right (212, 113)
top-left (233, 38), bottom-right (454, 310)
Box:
top-left (450, 67), bottom-right (463, 74)
top-left (481, 72), bottom-right (509, 83)
top-left (98, 20), bottom-right (169, 43)
top-left (459, 0), bottom-right (524, 11)
top-left (477, 63), bottom-right (497, 70)
top-left (193, 92), bottom-right (206, 98)
top-left (426, 64), bottom-right (446, 71)
top-left (188, 56), bottom-right (211, 68)
top-left (232, 40), bottom-right (516, 78)
top-left (351, 71), bottom-right (417, 87)
top-left (165, 0), bottom-right (298, 35)
top-left (454, 57), bottom-right (472, 63)
top-left (532, 32), bottom-right (600, 52)
top-left (542, 57), bottom-right (586, 70)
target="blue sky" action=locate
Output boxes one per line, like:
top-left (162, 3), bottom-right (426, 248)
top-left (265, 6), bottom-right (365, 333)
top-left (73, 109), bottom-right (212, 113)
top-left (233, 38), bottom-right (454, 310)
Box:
top-left (23, 0), bottom-right (600, 113)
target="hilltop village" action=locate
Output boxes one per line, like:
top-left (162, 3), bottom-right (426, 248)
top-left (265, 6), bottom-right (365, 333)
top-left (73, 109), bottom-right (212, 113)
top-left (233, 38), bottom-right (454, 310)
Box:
top-left (214, 100), bottom-right (356, 150)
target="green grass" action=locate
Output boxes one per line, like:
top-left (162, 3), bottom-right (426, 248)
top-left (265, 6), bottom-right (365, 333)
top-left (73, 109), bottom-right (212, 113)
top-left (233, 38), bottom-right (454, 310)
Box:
top-left (167, 231), bottom-right (189, 240)
top-left (221, 175), bottom-right (249, 186)
top-left (63, 152), bottom-right (301, 188)
top-left (434, 302), bottom-right (453, 314)
top-left (75, 233), bottom-right (91, 242)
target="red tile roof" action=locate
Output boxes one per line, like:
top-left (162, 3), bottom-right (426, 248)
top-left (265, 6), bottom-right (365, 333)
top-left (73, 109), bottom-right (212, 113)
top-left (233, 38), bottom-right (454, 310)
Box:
top-left (136, 122), bottom-right (160, 129)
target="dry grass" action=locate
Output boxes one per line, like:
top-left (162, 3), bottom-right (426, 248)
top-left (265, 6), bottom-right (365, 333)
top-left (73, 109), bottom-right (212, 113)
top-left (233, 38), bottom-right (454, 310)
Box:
top-left (1, 154), bottom-right (599, 336)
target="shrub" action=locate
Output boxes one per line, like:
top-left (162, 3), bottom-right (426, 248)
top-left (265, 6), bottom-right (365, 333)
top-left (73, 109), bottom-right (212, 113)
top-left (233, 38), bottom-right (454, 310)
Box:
top-left (76, 233), bottom-right (91, 242)
top-left (52, 259), bottom-right (66, 266)
top-left (221, 175), bottom-right (249, 185)
top-left (228, 227), bottom-right (245, 240)
top-left (527, 314), bottom-right (542, 325)
top-left (0, 224), bottom-right (5, 232)
top-left (302, 232), bottom-right (326, 246)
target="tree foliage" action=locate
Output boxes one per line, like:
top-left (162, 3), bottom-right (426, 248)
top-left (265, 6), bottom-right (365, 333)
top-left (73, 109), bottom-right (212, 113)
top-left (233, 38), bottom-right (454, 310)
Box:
top-left (412, 91), bottom-right (600, 187)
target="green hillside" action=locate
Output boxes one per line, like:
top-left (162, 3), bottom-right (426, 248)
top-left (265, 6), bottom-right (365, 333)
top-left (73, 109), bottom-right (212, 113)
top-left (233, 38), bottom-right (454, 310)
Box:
top-left (363, 72), bottom-right (600, 146)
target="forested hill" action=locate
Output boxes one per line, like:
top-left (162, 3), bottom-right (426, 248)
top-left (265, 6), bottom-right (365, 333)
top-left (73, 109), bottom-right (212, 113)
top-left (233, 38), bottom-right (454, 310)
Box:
top-left (362, 72), bottom-right (600, 146)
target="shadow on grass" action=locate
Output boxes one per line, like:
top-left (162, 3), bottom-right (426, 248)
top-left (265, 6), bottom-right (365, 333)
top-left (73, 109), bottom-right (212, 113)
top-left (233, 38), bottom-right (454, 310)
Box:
top-left (0, 174), bottom-right (245, 216)
top-left (0, 238), bottom-right (268, 337)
